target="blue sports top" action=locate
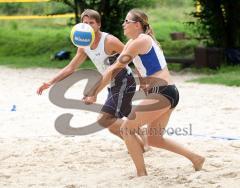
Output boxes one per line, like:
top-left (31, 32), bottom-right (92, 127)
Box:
top-left (133, 36), bottom-right (167, 77)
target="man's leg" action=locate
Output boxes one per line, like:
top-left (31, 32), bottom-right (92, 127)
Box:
top-left (97, 112), bottom-right (146, 152)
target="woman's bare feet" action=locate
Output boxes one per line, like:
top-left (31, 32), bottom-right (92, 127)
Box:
top-left (138, 127), bottom-right (151, 152)
top-left (128, 170), bottom-right (147, 179)
top-left (137, 170), bottom-right (148, 177)
top-left (192, 155), bottom-right (205, 171)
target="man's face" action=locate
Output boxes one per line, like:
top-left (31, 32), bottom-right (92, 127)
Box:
top-left (82, 16), bottom-right (101, 33)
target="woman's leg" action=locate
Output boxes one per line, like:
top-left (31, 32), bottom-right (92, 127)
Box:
top-left (147, 109), bottom-right (205, 171)
top-left (120, 94), bottom-right (172, 176)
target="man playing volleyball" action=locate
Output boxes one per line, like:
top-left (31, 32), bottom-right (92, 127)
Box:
top-left (37, 9), bottom-right (147, 151)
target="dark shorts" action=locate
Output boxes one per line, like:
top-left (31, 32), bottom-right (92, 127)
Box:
top-left (147, 85), bottom-right (179, 109)
top-left (101, 69), bottom-right (136, 118)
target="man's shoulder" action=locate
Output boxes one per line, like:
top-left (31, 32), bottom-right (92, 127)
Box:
top-left (103, 33), bottom-right (123, 54)
top-left (105, 33), bottom-right (121, 45)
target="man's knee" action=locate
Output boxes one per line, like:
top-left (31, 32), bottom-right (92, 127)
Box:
top-left (108, 124), bottom-right (119, 134)
top-left (97, 113), bottom-right (117, 128)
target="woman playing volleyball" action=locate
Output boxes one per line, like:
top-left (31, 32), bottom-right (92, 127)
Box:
top-left (84, 9), bottom-right (205, 177)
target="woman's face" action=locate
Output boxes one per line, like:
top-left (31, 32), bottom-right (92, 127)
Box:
top-left (122, 13), bottom-right (138, 38)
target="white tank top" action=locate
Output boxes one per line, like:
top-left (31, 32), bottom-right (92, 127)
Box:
top-left (84, 32), bottom-right (132, 75)
top-left (84, 32), bottom-right (110, 74)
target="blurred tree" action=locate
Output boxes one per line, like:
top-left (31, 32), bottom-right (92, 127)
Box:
top-left (0, 3), bottom-right (23, 15)
top-left (52, 0), bottom-right (157, 40)
top-left (157, 0), bottom-right (192, 8)
top-left (0, 2), bottom-right (71, 15)
top-left (190, 0), bottom-right (240, 49)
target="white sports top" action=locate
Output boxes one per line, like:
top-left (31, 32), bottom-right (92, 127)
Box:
top-left (133, 36), bottom-right (167, 77)
top-left (83, 32), bottom-right (114, 74)
top-left (84, 32), bottom-right (131, 75)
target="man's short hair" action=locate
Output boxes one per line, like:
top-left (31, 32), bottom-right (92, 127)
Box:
top-left (81, 9), bottom-right (101, 24)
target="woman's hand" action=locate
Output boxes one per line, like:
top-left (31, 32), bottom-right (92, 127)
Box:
top-left (139, 84), bottom-right (149, 95)
top-left (139, 78), bottom-right (149, 94)
top-left (37, 82), bottom-right (51, 95)
top-left (83, 95), bottom-right (97, 105)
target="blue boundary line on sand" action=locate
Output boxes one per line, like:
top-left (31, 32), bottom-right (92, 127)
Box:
top-left (190, 134), bottom-right (240, 141)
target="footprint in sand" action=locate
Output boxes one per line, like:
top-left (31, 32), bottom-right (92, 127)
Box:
top-left (221, 172), bottom-right (238, 178)
top-left (210, 162), bottom-right (223, 168)
top-left (208, 180), bottom-right (217, 184)
top-left (128, 175), bottom-right (135, 180)
top-left (207, 154), bottom-right (219, 158)
top-left (222, 159), bottom-right (232, 162)
top-left (230, 143), bottom-right (240, 148)
top-left (99, 148), bottom-right (114, 152)
top-left (28, 184), bottom-right (36, 187)
top-left (222, 107), bottom-right (239, 111)
top-left (0, 174), bottom-right (11, 179)
top-left (206, 149), bottom-right (218, 153)
top-left (64, 185), bottom-right (76, 188)
top-left (175, 175), bottom-right (192, 184)
top-left (11, 154), bottom-right (20, 158)
top-left (0, 154), bottom-right (11, 161)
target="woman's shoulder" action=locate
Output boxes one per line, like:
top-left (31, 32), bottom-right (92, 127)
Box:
top-left (134, 34), bottom-right (152, 52)
top-left (126, 34), bottom-right (151, 45)
top-left (133, 34), bottom-right (152, 47)
top-left (124, 34), bottom-right (152, 55)
top-left (138, 33), bottom-right (152, 41)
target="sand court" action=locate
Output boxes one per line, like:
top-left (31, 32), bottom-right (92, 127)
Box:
top-left (0, 66), bottom-right (240, 187)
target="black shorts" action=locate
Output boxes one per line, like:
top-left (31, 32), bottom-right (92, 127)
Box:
top-left (147, 85), bottom-right (179, 109)
top-left (101, 69), bottom-right (136, 118)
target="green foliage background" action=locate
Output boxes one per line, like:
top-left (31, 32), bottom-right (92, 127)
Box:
top-left (0, 0), bottom-right (240, 86)
top-left (190, 0), bottom-right (240, 48)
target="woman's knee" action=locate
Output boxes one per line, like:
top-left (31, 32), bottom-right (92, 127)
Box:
top-left (120, 125), bottom-right (129, 138)
top-left (120, 122), bottom-right (137, 138)
top-left (147, 135), bottom-right (164, 146)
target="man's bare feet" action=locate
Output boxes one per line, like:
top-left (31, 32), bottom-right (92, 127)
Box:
top-left (192, 155), bottom-right (205, 171)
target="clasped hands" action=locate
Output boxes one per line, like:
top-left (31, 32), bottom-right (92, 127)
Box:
top-left (82, 95), bottom-right (97, 105)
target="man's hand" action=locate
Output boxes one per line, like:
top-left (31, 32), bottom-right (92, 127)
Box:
top-left (37, 82), bottom-right (51, 95)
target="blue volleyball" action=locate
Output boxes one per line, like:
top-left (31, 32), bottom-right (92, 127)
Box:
top-left (70, 23), bottom-right (95, 48)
